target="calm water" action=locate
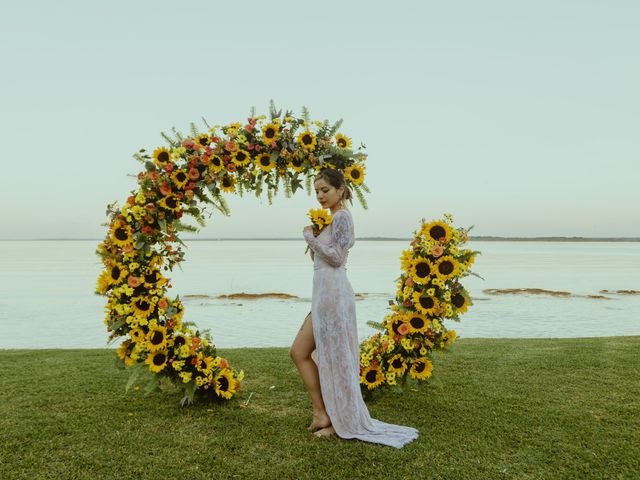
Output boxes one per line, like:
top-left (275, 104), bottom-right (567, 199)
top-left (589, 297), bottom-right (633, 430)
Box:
top-left (0, 240), bottom-right (638, 349)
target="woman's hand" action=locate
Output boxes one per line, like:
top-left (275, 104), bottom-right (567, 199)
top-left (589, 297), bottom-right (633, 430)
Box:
top-left (303, 225), bottom-right (319, 237)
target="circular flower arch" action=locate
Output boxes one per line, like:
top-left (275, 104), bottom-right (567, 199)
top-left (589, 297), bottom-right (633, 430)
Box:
top-left (95, 103), bottom-right (369, 405)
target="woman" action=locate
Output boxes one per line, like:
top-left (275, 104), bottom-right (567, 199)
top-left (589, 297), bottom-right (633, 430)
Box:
top-left (290, 168), bottom-right (419, 448)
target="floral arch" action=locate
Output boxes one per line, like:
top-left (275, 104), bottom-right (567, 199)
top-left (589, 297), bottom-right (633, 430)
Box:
top-left (95, 103), bottom-right (478, 406)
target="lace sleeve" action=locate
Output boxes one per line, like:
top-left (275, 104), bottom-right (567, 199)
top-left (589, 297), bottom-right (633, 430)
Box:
top-left (303, 211), bottom-right (353, 267)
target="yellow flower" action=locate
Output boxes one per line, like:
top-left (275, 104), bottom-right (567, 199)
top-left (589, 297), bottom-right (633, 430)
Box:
top-left (131, 296), bottom-right (155, 319)
top-left (214, 369), bottom-right (237, 399)
top-left (220, 174), bottom-right (237, 193)
top-left (209, 155), bottom-right (225, 172)
top-left (344, 165), bottom-right (365, 185)
top-left (412, 291), bottom-right (439, 316)
top-left (225, 122), bottom-right (242, 137)
top-left (335, 133), bottom-right (352, 149)
top-left (406, 312), bottom-right (431, 334)
top-left (288, 157), bottom-right (305, 172)
top-left (409, 257), bottom-right (435, 284)
top-left (153, 147), bottom-right (171, 167)
top-left (195, 133), bottom-right (210, 149)
top-left (110, 223), bottom-right (133, 247)
top-left (422, 220), bottom-right (452, 243)
top-left (130, 327), bottom-right (145, 344)
top-left (195, 353), bottom-right (214, 375)
top-left (360, 365), bottom-right (385, 389)
top-left (145, 324), bottom-right (167, 351)
top-left (145, 350), bottom-right (168, 373)
top-left (179, 371), bottom-right (192, 383)
top-left (435, 255), bottom-right (460, 281)
top-left (451, 291), bottom-right (469, 314)
top-left (158, 194), bottom-right (181, 213)
top-left (256, 153), bottom-right (275, 172)
top-left (117, 340), bottom-right (136, 366)
top-left (172, 360), bottom-right (185, 371)
top-left (231, 149), bottom-right (251, 167)
top-left (308, 208), bottom-right (332, 230)
top-left (171, 169), bottom-right (189, 189)
top-left (297, 129), bottom-right (317, 152)
top-left (262, 123), bottom-right (280, 144)
top-left (409, 358), bottom-right (433, 380)
top-left (387, 354), bottom-right (407, 376)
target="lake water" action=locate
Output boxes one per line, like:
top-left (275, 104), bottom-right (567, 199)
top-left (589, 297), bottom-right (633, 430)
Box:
top-left (0, 240), bottom-right (638, 349)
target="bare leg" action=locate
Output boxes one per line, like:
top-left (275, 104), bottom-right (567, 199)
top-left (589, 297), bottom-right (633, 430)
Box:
top-left (289, 312), bottom-right (331, 431)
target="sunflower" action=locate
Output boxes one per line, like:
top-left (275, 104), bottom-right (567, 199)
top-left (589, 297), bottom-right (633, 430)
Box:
top-left (96, 271), bottom-right (111, 294)
top-left (171, 169), bottom-right (189, 189)
top-left (435, 255), bottom-right (459, 281)
top-left (451, 291), bottom-right (469, 314)
top-left (170, 333), bottom-right (188, 351)
top-left (145, 324), bottom-right (167, 351)
top-left (407, 312), bottom-right (431, 334)
top-left (422, 220), bottom-right (452, 243)
top-left (412, 291), bottom-right (439, 316)
top-left (308, 208), bottom-right (332, 229)
top-left (288, 157), bottom-right (304, 172)
top-left (195, 353), bottom-right (214, 375)
top-left (344, 165), bottom-right (365, 185)
top-left (220, 174), bottom-right (237, 193)
top-left (209, 155), bottom-right (225, 172)
top-left (231, 149), bottom-right (251, 167)
top-left (153, 147), bottom-right (171, 168)
top-left (129, 327), bottom-right (145, 344)
top-left (386, 312), bottom-right (410, 337)
top-left (111, 223), bottom-right (133, 247)
top-left (360, 365), bottom-right (385, 389)
top-left (297, 129), bottom-right (317, 152)
top-left (146, 349), bottom-right (168, 373)
top-left (225, 122), bottom-right (242, 138)
top-left (214, 369), bottom-right (237, 399)
top-left (117, 340), bottom-right (136, 366)
top-left (131, 296), bottom-right (155, 319)
top-left (409, 358), bottom-right (433, 380)
top-left (158, 194), bottom-right (181, 213)
top-left (387, 354), bottom-right (408, 376)
top-left (409, 257), bottom-right (435, 284)
top-left (195, 133), bottom-right (210, 149)
top-left (335, 133), bottom-right (352, 149)
top-left (255, 153), bottom-right (275, 172)
top-left (261, 123), bottom-right (280, 144)
top-left (107, 262), bottom-right (127, 285)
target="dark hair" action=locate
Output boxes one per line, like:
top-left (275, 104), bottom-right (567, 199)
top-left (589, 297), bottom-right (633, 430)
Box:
top-left (314, 168), bottom-right (352, 204)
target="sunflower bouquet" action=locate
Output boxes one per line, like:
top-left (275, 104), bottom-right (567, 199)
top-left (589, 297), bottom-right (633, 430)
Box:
top-left (304, 208), bottom-right (332, 254)
top-left (95, 102), bottom-right (369, 405)
top-left (359, 214), bottom-right (480, 392)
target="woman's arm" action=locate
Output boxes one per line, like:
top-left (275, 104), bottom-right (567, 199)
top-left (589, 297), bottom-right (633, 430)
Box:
top-left (303, 211), bottom-right (352, 267)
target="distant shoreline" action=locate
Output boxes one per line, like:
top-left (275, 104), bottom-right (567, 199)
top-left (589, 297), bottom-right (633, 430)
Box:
top-left (2, 236), bottom-right (639, 242)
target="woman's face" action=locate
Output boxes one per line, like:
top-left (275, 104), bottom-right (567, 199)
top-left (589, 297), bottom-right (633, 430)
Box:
top-left (314, 178), bottom-right (344, 210)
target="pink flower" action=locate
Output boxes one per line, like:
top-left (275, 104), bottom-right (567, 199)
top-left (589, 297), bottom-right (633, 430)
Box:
top-left (431, 245), bottom-right (444, 257)
top-left (397, 323), bottom-right (410, 336)
top-left (127, 276), bottom-right (142, 288)
top-left (158, 299), bottom-right (168, 310)
top-left (160, 183), bottom-right (172, 196)
top-left (166, 164), bottom-right (174, 172)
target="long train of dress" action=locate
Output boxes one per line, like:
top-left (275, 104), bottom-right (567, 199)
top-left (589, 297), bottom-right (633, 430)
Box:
top-left (303, 209), bottom-right (418, 449)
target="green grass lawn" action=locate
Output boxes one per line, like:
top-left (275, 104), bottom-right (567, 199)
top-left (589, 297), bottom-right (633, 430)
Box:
top-left (1, 337), bottom-right (638, 480)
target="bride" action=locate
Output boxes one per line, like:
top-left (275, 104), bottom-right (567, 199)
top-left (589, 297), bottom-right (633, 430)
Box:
top-left (290, 168), bottom-right (418, 448)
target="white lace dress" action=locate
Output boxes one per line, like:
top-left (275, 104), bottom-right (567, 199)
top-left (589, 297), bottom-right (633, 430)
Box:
top-left (303, 209), bottom-right (419, 449)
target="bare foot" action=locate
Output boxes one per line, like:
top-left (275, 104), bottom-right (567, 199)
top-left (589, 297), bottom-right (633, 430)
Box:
top-left (313, 426), bottom-right (336, 438)
top-left (308, 413), bottom-right (331, 431)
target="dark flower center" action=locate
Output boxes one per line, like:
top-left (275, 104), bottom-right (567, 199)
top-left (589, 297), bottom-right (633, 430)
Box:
top-left (218, 375), bottom-right (229, 391)
top-left (415, 262), bottom-right (430, 278)
top-left (212, 157), bottom-right (222, 166)
top-left (409, 316), bottom-right (425, 329)
top-left (176, 172), bottom-right (187, 182)
top-left (419, 296), bottom-right (434, 309)
top-left (265, 128), bottom-right (275, 138)
top-left (150, 330), bottom-right (164, 345)
top-left (136, 299), bottom-right (151, 311)
top-left (157, 151), bottom-right (169, 163)
top-left (223, 177), bottom-right (232, 187)
top-left (236, 152), bottom-right (246, 162)
top-left (452, 293), bottom-right (466, 308)
top-left (292, 158), bottom-right (303, 167)
top-left (198, 136), bottom-right (209, 146)
top-left (174, 336), bottom-right (185, 348)
top-left (392, 358), bottom-right (403, 369)
top-left (430, 226), bottom-right (446, 240)
top-left (439, 261), bottom-right (454, 275)
top-left (302, 134), bottom-right (312, 145)
top-left (145, 272), bottom-right (159, 283)
top-left (260, 156), bottom-right (271, 167)
top-left (114, 228), bottom-right (128, 241)
top-left (365, 370), bottom-right (378, 383)
top-left (414, 362), bottom-right (425, 373)
top-left (166, 197), bottom-right (178, 209)
top-left (110, 266), bottom-right (121, 280)
top-left (153, 353), bottom-right (166, 366)
top-left (338, 138), bottom-right (346, 147)
top-left (351, 169), bottom-right (360, 179)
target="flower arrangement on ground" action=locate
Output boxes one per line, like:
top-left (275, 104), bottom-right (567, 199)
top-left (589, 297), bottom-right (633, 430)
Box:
top-left (359, 214), bottom-right (480, 392)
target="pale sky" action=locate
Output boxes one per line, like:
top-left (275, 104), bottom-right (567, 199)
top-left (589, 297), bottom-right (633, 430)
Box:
top-left (1, 1), bottom-right (638, 239)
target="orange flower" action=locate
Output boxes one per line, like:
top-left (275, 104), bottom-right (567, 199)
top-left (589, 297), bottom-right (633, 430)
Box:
top-left (188, 168), bottom-right (200, 180)
top-left (160, 183), bottom-right (172, 196)
top-left (225, 141), bottom-right (237, 152)
top-left (431, 245), bottom-right (444, 257)
top-left (127, 276), bottom-right (142, 288)
top-left (397, 323), bottom-right (410, 336)
top-left (158, 298), bottom-right (168, 309)
top-left (220, 358), bottom-right (229, 369)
